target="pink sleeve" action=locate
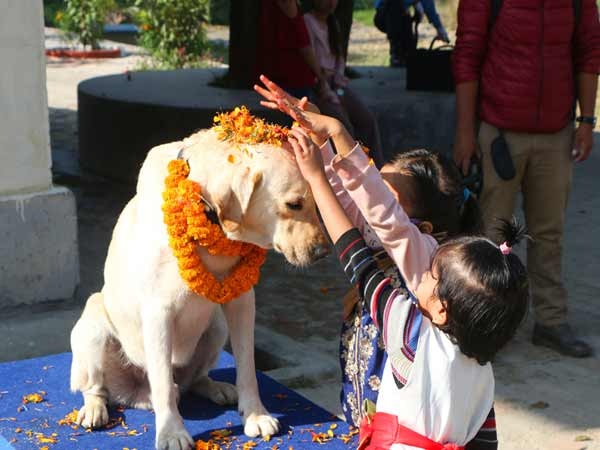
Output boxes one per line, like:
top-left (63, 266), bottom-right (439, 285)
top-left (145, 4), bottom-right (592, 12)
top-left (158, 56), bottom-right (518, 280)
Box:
top-left (331, 145), bottom-right (437, 292)
top-left (321, 141), bottom-right (382, 248)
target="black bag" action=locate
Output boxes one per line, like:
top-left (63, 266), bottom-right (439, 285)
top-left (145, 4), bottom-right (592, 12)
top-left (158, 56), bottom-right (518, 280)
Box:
top-left (406, 38), bottom-right (454, 92)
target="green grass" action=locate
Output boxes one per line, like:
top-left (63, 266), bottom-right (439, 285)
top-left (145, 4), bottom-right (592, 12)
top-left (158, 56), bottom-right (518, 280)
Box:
top-left (353, 8), bottom-right (375, 27)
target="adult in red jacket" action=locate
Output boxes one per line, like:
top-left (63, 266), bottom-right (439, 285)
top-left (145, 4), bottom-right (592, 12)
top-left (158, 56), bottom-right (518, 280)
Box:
top-left (452, 0), bottom-right (600, 357)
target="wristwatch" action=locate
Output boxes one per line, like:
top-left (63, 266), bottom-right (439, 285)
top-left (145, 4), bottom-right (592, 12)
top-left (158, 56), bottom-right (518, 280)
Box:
top-left (576, 116), bottom-right (597, 126)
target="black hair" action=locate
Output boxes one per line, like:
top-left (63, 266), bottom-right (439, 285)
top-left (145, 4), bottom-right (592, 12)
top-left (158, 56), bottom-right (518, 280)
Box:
top-left (327, 13), bottom-right (343, 59)
top-left (386, 149), bottom-right (483, 241)
top-left (433, 217), bottom-right (530, 364)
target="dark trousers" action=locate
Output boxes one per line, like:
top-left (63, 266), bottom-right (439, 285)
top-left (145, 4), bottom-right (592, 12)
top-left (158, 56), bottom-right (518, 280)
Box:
top-left (384, 2), bottom-right (416, 66)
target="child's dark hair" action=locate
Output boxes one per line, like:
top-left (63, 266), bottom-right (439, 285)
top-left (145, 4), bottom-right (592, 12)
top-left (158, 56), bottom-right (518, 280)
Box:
top-left (433, 218), bottom-right (530, 364)
top-left (326, 14), bottom-right (344, 58)
top-left (384, 149), bottom-right (482, 240)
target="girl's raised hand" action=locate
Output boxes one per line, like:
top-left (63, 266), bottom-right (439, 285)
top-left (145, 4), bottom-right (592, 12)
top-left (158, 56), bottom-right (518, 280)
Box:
top-left (278, 98), bottom-right (342, 145)
top-left (288, 127), bottom-right (326, 184)
top-left (254, 74), bottom-right (320, 114)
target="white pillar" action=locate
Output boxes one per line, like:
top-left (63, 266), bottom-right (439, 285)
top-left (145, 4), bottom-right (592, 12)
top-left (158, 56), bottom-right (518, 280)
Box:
top-left (0, 1), bottom-right (79, 306)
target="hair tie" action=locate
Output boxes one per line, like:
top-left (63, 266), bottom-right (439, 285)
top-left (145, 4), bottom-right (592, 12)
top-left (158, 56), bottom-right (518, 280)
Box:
top-left (499, 242), bottom-right (512, 255)
top-left (463, 187), bottom-right (471, 202)
top-left (457, 187), bottom-right (472, 212)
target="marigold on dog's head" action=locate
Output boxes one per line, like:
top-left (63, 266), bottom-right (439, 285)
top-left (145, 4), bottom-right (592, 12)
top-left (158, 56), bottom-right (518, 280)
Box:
top-left (212, 106), bottom-right (290, 148)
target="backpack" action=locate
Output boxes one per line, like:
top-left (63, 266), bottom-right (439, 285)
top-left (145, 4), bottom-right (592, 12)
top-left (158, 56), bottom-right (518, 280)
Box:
top-left (489, 0), bottom-right (582, 30)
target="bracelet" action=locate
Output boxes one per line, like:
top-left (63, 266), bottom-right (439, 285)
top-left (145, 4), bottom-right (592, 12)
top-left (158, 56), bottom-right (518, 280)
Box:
top-left (576, 116), bottom-right (597, 126)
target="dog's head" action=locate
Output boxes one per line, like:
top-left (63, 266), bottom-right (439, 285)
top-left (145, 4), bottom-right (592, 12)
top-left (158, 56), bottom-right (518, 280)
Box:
top-left (196, 138), bottom-right (329, 267)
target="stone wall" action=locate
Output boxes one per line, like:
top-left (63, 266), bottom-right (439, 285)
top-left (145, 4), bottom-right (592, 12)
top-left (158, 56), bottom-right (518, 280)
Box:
top-left (77, 67), bottom-right (456, 181)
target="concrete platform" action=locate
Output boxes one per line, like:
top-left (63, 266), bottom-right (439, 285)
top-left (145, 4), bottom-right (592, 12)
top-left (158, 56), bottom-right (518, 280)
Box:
top-left (0, 187), bottom-right (79, 308)
top-left (77, 67), bottom-right (455, 181)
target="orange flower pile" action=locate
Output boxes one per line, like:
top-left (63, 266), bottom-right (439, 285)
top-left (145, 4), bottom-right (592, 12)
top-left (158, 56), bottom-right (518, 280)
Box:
top-left (22, 392), bottom-right (45, 404)
top-left (57, 409), bottom-right (79, 427)
top-left (162, 159), bottom-right (266, 304)
top-left (213, 106), bottom-right (290, 147)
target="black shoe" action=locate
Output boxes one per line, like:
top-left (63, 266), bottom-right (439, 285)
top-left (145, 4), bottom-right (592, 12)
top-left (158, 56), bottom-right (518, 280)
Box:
top-left (532, 323), bottom-right (593, 358)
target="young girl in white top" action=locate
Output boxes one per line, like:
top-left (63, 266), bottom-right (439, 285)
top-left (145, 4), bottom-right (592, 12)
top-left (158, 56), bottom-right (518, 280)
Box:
top-left (277, 103), bottom-right (529, 449)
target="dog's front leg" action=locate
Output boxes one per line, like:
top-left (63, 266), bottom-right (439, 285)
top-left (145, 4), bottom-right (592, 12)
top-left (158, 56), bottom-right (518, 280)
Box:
top-left (223, 289), bottom-right (280, 438)
top-left (142, 305), bottom-right (194, 450)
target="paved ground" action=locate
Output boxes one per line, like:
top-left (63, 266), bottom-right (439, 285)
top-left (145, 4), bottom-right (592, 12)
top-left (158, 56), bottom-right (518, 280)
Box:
top-left (2, 25), bottom-right (600, 450)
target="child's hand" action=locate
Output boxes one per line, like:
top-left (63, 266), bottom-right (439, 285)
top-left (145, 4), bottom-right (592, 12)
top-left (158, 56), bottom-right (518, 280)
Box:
top-left (278, 98), bottom-right (343, 145)
top-left (254, 74), bottom-right (320, 114)
top-left (288, 127), bottom-right (326, 184)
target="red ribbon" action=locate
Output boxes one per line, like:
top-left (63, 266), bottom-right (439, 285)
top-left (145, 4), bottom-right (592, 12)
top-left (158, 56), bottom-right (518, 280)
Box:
top-left (358, 412), bottom-right (465, 450)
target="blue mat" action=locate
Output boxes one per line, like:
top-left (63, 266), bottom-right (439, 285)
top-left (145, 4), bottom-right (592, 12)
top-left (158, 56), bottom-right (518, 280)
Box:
top-left (0, 353), bottom-right (357, 449)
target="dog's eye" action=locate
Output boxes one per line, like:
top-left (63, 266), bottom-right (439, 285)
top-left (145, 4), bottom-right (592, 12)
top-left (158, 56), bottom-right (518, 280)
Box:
top-left (285, 201), bottom-right (303, 211)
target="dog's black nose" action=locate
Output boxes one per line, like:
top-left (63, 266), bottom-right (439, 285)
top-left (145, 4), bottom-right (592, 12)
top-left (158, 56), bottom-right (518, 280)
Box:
top-left (310, 244), bottom-right (330, 261)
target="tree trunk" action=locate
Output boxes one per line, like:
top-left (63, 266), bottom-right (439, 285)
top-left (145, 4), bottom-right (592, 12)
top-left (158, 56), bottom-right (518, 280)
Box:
top-left (227, 0), bottom-right (260, 88)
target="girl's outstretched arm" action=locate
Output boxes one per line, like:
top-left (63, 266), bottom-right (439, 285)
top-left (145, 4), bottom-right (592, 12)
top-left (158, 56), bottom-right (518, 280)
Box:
top-left (254, 76), bottom-right (382, 246)
top-left (255, 74), bottom-right (357, 154)
top-left (288, 127), bottom-right (352, 243)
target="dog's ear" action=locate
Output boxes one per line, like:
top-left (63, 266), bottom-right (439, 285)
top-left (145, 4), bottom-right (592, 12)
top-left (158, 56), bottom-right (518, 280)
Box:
top-left (214, 167), bottom-right (263, 233)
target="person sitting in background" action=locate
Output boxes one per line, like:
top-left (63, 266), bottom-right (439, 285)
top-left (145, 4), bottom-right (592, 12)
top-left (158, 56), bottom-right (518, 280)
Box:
top-left (255, 0), bottom-right (326, 99)
top-left (304, 0), bottom-right (385, 168)
top-left (374, 0), bottom-right (449, 68)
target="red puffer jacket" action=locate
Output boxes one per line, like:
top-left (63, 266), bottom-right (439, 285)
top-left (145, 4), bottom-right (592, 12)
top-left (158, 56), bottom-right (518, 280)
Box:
top-left (453, 0), bottom-right (600, 133)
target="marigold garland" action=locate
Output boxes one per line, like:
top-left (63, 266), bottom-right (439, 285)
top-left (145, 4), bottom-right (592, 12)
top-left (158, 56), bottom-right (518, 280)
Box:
top-left (162, 159), bottom-right (266, 304)
top-left (212, 106), bottom-right (290, 147)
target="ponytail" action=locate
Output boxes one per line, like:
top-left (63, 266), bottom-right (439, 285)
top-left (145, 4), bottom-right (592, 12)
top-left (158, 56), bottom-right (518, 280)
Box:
top-left (495, 217), bottom-right (529, 253)
top-left (433, 217), bottom-right (530, 364)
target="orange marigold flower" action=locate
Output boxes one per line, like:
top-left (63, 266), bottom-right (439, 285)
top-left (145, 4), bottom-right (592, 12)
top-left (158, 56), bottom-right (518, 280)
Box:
top-left (57, 409), bottom-right (78, 426)
top-left (212, 106), bottom-right (291, 147)
top-left (22, 392), bottom-right (45, 404)
top-left (163, 159), bottom-right (266, 304)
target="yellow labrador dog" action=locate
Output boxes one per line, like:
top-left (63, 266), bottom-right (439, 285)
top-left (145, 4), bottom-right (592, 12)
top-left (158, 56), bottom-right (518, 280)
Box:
top-left (70, 129), bottom-right (328, 450)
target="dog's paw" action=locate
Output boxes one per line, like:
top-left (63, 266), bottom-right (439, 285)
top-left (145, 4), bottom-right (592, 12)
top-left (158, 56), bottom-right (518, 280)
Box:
top-left (156, 424), bottom-right (194, 450)
top-left (243, 412), bottom-right (280, 438)
top-left (192, 377), bottom-right (238, 406)
top-left (208, 381), bottom-right (238, 406)
top-left (76, 396), bottom-right (109, 429)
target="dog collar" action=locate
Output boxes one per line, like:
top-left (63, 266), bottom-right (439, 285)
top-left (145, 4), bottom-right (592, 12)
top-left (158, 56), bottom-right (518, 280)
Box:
top-left (176, 147), bottom-right (220, 225)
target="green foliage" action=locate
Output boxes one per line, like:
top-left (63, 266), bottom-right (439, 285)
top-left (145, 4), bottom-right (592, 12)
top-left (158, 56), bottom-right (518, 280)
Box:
top-left (44, 0), bottom-right (66, 27)
top-left (135, 0), bottom-right (210, 69)
top-left (59, 0), bottom-right (116, 49)
top-left (208, 0), bottom-right (230, 25)
top-left (353, 7), bottom-right (375, 26)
